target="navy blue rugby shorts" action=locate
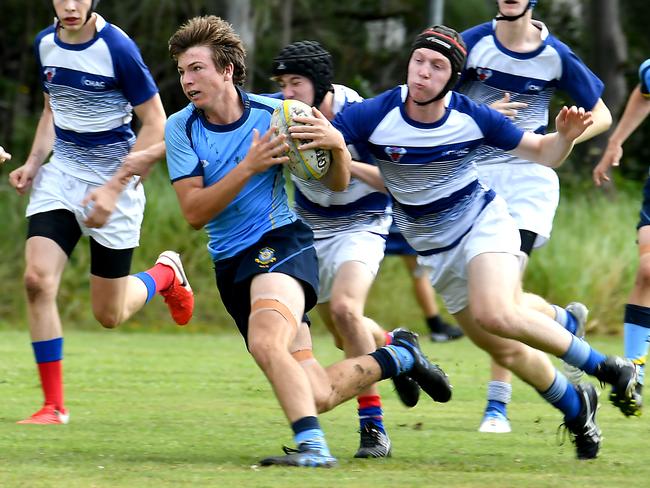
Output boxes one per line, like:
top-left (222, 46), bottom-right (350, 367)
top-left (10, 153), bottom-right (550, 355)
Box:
top-left (213, 220), bottom-right (318, 343)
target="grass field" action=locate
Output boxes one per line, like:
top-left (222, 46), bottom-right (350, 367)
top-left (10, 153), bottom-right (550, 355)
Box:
top-left (1, 328), bottom-right (648, 487)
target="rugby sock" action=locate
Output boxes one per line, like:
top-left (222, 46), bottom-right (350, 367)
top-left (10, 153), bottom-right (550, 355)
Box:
top-left (358, 395), bottom-right (385, 433)
top-left (539, 371), bottom-right (581, 421)
top-left (552, 305), bottom-right (578, 335)
top-left (426, 315), bottom-right (444, 333)
top-left (133, 264), bottom-right (175, 303)
top-left (32, 337), bottom-right (64, 411)
top-left (624, 304), bottom-right (650, 384)
top-left (292, 416), bottom-right (331, 455)
top-left (369, 345), bottom-right (415, 379)
top-left (484, 381), bottom-right (511, 417)
top-left (561, 336), bottom-right (607, 375)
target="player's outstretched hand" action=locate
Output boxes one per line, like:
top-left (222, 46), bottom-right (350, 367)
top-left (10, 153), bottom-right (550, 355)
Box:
top-left (490, 92), bottom-right (528, 120)
top-left (244, 128), bottom-right (289, 173)
top-left (592, 143), bottom-right (622, 186)
top-left (555, 105), bottom-right (593, 142)
top-left (9, 163), bottom-right (39, 195)
top-left (290, 107), bottom-right (345, 152)
top-left (0, 146), bottom-right (11, 164)
top-left (81, 183), bottom-right (121, 228)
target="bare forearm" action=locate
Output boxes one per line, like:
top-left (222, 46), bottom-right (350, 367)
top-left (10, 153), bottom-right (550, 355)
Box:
top-left (574, 99), bottom-right (612, 144)
top-left (320, 145), bottom-right (351, 191)
top-left (608, 88), bottom-right (650, 147)
top-left (176, 164), bottom-right (256, 229)
top-left (350, 161), bottom-right (386, 192)
top-left (25, 110), bottom-right (55, 169)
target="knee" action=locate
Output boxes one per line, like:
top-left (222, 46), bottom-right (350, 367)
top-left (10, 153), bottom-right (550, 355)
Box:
top-left (92, 307), bottom-right (121, 329)
top-left (329, 299), bottom-right (361, 334)
top-left (473, 307), bottom-right (517, 338)
top-left (23, 269), bottom-right (57, 303)
top-left (248, 335), bottom-right (276, 370)
top-left (636, 260), bottom-right (650, 289)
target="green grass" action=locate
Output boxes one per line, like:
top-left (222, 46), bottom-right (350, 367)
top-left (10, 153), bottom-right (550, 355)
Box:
top-left (1, 329), bottom-right (648, 487)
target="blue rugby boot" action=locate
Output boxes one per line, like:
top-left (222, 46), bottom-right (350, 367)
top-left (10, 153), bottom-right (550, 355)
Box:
top-left (260, 440), bottom-right (337, 468)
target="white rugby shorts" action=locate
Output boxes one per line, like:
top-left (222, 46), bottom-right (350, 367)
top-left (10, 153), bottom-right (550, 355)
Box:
top-left (26, 163), bottom-right (145, 249)
top-left (314, 230), bottom-right (386, 303)
top-left (478, 162), bottom-right (559, 248)
top-left (417, 195), bottom-right (523, 314)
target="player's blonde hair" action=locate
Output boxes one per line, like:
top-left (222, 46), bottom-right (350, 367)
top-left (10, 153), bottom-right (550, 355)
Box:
top-left (168, 15), bottom-right (247, 86)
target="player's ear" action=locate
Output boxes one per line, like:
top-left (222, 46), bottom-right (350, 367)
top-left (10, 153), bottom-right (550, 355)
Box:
top-left (223, 63), bottom-right (234, 81)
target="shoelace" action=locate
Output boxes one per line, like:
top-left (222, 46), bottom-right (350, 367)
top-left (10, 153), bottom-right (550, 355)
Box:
top-left (358, 425), bottom-right (382, 447)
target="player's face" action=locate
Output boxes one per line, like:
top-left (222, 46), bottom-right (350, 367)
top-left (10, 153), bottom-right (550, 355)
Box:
top-left (407, 48), bottom-right (452, 103)
top-left (176, 46), bottom-right (233, 110)
top-left (275, 74), bottom-right (315, 106)
top-left (498, 0), bottom-right (529, 16)
top-left (53, 0), bottom-right (92, 31)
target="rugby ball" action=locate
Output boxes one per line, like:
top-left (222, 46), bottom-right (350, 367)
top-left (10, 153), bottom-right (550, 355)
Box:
top-left (271, 99), bottom-right (331, 180)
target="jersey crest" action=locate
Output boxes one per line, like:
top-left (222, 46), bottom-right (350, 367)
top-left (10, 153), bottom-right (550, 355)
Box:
top-left (385, 146), bottom-right (407, 163)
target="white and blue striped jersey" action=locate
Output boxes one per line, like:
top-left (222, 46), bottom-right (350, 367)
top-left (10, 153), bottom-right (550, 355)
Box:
top-left (641, 59), bottom-right (650, 98)
top-left (458, 20), bottom-right (603, 167)
top-left (332, 85), bottom-right (523, 255)
top-left (292, 84), bottom-right (390, 238)
top-left (262, 85), bottom-right (390, 238)
top-left (165, 90), bottom-right (297, 262)
top-left (35, 14), bottom-right (158, 184)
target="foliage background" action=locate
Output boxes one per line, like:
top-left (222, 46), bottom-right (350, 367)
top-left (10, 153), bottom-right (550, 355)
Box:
top-left (0, 0), bottom-right (649, 334)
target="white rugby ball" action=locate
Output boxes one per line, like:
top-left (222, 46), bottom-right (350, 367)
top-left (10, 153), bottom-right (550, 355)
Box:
top-left (271, 99), bottom-right (331, 180)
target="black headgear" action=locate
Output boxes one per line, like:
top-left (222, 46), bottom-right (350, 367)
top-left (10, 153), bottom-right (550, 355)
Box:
top-left (496, 0), bottom-right (537, 22)
top-left (271, 41), bottom-right (334, 108)
top-left (410, 25), bottom-right (467, 104)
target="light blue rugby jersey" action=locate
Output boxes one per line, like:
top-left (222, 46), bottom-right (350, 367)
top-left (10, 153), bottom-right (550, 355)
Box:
top-left (165, 90), bottom-right (297, 262)
top-left (458, 20), bottom-right (603, 167)
top-left (35, 14), bottom-right (158, 184)
top-left (332, 85), bottom-right (523, 255)
top-left (641, 59), bottom-right (650, 97)
top-left (264, 85), bottom-right (390, 238)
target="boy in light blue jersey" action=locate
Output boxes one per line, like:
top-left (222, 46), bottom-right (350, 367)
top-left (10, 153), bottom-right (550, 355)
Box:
top-left (593, 58), bottom-right (650, 416)
top-left (9, 0), bottom-right (192, 425)
top-left (456, 0), bottom-right (613, 433)
top-left (334, 24), bottom-right (637, 460)
top-left (165, 15), bottom-right (452, 468)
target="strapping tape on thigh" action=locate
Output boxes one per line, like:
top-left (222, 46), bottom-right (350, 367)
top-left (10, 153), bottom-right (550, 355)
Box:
top-left (291, 349), bottom-right (314, 362)
top-left (250, 298), bottom-right (297, 330)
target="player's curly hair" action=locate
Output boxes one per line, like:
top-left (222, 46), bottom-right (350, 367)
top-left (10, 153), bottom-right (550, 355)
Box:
top-left (168, 15), bottom-right (247, 86)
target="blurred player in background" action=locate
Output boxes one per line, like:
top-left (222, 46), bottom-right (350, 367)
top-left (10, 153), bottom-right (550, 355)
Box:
top-left (593, 57), bottom-right (650, 416)
top-left (9, 0), bottom-right (192, 425)
top-left (165, 16), bottom-right (451, 468)
top-left (457, 0), bottom-right (612, 433)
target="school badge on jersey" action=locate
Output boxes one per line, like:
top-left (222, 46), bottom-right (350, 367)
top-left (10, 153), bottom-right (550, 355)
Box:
top-left (476, 67), bottom-right (492, 82)
top-left (255, 247), bottom-right (277, 268)
top-left (44, 67), bottom-right (56, 83)
top-left (385, 146), bottom-right (407, 163)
